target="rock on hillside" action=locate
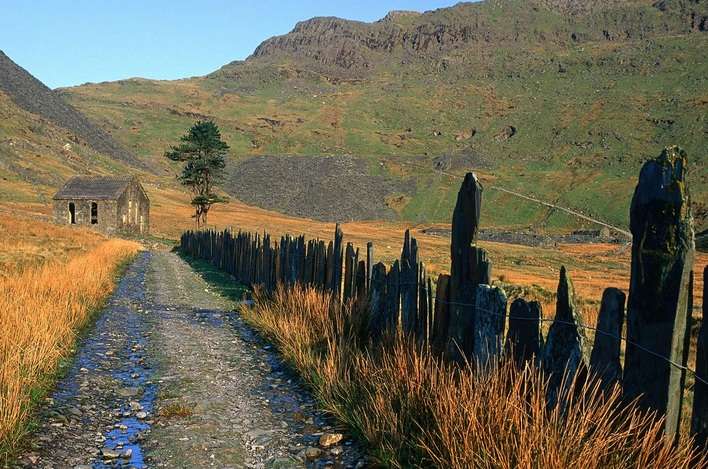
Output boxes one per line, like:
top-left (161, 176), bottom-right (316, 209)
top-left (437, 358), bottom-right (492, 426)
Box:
top-left (0, 50), bottom-right (146, 170)
top-left (227, 155), bottom-right (412, 222)
top-left (221, 0), bottom-right (707, 79)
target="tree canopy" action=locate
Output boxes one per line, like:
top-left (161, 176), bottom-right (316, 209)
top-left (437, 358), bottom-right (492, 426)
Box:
top-left (165, 120), bottom-right (229, 227)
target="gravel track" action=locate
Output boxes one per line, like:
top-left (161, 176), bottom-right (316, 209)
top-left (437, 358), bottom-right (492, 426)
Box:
top-left (15, 250), bottom-right (363, 469)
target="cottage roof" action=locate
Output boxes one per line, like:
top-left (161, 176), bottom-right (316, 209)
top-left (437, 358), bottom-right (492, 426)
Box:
top-left (53, 176), bottom-right (134, 200)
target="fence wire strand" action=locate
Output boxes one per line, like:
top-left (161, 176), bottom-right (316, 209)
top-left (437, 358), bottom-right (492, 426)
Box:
top-left (385, 157), bottom-right (633, 238)
top-left (426, 298), bottom-right (708, 387)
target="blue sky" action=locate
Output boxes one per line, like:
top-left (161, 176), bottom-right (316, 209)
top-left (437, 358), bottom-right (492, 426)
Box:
top-left (0, 1), bottom-right (460, 89)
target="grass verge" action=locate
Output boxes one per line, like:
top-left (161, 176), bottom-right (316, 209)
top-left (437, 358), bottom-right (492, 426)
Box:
top-left (240, 284), bottom-right (706, 468)
top-left (0, 238), bottom-right (142, 462)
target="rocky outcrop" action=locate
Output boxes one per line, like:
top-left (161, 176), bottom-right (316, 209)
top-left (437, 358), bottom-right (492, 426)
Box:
top-left (536, 0), bottom-right (638, 16)
top-left (235, 0), bottom-right (708, 79)
top-left (250, 17), bottom-right (396, 75)
top-left (377, 10), bottom-right (422, 24)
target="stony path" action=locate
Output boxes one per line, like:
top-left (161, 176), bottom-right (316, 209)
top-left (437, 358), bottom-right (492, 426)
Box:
top-left (16, 250), bottom-right (364, 469)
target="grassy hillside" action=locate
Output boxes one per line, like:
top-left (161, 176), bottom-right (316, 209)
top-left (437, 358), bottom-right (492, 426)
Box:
top-left (0, 50), bottom-right (146, 171)
top-left (0, 91), bottom-right (143, 202)
top-left (39, 0), bottom-right (708, 230)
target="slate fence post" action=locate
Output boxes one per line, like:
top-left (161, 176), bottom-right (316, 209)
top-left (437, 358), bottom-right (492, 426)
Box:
top-left (179, 154), bottom-right (704, 445)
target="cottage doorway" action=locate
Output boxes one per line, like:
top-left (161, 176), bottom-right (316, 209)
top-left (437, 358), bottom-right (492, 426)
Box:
top-left (68, 202), bottom-right (76, 224)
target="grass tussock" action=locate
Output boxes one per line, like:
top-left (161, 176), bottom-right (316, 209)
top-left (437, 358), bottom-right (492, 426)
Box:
top-left (0, 238), bottom-right (141, 458)
top-left (241, 284), bottom-right (706, 468)
top-left (158, 401), bottom-right (194, 420)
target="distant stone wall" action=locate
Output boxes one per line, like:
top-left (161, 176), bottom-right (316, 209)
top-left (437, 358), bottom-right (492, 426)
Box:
top-left (52, 199), bottom-right (119, 234)
top-left (52, 180), bottom-right (149, 235)
top-left (117, 180), bottom-right (150, 234)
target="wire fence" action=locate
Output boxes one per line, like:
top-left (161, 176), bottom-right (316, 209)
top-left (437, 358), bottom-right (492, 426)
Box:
top-left (181, 155), bottom-right (705, 441)
top-left (385, 157), bottom-right (632, 238)
top-left (433, 298), bottom-right (708, 387)
top-left (370, 278), bottom-right (704, 385)
top-left (183, 229), bottom-right (704, 386)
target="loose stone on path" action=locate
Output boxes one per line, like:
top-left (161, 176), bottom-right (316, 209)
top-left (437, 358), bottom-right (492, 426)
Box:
top-left (18, 250), bottom-right (365, 469)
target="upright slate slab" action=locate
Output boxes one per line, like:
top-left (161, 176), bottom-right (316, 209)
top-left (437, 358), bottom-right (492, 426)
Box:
top-left (400, 234), bottom-right (419, 335)
top-left (541, 266), bottom-right (590, 407)
top-left (343, 243), bottom-right (356, 302)
top-left (470, 246), bottom-right (492, 286)
top-left (366, 242), bottom-right (374, 291)
top-left (369, 262), bottom-right (387, 339)
top-left (530, 301), bottom-right (544, 359)
top-left (386, 260), bottom-right (401, 332)
top-left (447, 172), bottom-right (484, 363)
top-left (331, 224), bottom-right (344, 298)
top-left (355, 260), bottom-right (367, 300)
top-left (325, 241), bottom-right (334, 292)
top-left (315, 240), bottom-right (327, 289)
top-left (589, 288), bottom-right (626, 391)
top-left (432, 274), bottom-right (451, 356)
top-left (692, 266), bottom-right (708, 447)
top-left (505, 298), bottom-right (541, 367)
top-left (296, 235), bottom-right (306, 283)
top-left (622, 146), bottom-right (695, 440)
top-left (417, 263), bottom-right (431, 343)
top-left (473, 285), bottom-right (507, 368)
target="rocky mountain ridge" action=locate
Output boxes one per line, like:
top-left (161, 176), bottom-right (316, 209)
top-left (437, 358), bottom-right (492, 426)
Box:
top-left (236, 0), bottom-right (707, 78)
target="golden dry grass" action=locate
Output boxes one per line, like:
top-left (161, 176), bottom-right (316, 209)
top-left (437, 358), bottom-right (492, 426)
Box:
top-left (0, 212), bottom-right (141, 458)
top-left (242, 285), bottom-right (706, 468)
top-left (0, 204), bottom-right (106, 276)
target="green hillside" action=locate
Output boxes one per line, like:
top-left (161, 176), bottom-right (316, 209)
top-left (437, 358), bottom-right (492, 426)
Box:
top-left (0, 91), bottom-right (138, 202)
top-left (60, 0), bottom-right (707, 230)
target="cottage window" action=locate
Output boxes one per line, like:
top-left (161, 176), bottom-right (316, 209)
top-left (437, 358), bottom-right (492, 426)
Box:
top-left (91, 202), bottom-right (98, 224)
top-left (68, 202), bottom-right (76, 224)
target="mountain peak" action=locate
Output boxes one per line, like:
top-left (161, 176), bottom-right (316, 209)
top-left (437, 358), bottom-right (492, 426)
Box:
top-left (239, 0), bottom-right (706, 80)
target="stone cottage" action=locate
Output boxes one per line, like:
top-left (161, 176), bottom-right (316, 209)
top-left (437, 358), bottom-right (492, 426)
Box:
top-left (53, 175), bottom-right (149, 235)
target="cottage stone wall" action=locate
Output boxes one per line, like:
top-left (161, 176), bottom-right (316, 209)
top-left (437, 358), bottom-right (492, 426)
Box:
top-left (117, 180), bottom-right (150, 234)
top-left (52, 178), bottom-right (149, 235)
top-left (53, 199), bottom-right (119, 234)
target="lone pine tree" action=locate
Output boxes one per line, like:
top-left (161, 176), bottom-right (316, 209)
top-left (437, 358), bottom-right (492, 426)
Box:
top-left (166, 120), bottom-right (229, 228)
